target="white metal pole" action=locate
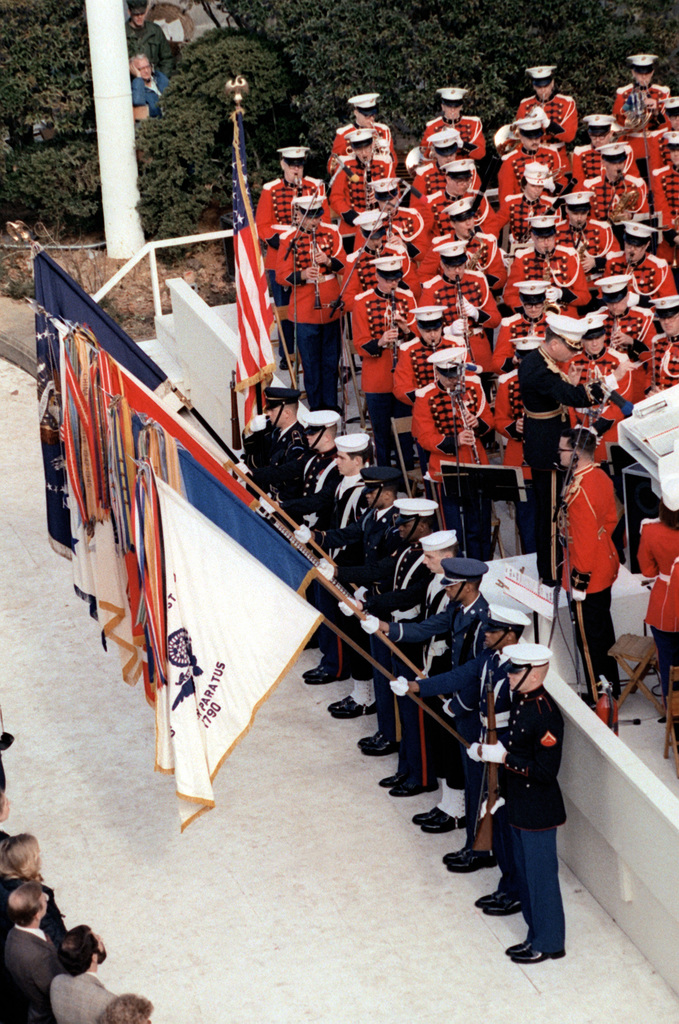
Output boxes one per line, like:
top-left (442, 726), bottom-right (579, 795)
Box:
top-left (85, 0), bottom-right (145, 258)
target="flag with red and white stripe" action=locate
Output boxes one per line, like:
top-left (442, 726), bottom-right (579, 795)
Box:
top-left (232, 109), bottom-right (274, 423)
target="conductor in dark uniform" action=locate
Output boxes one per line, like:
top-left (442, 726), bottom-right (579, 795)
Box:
top-left (471, 643), bottom-right (566, 964)
top-left (518, 313), bottom-right (628, 585)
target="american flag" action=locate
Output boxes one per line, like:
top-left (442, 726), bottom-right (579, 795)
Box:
top-left (232, 109), bottom-right (274, 423)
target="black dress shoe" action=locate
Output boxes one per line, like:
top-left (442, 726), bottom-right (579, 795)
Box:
top-left (505, 940), bottom-right (531, 957)
top-left (474, 891), bottom-right (502, 909)
top-left (358, 732), bottom-right (381, 749)
top-left (304, 670), bottom-right (339, 685)
top-left (510, 946), bottom-right (565, 964)
top-left (303, 665), bottom-right (323, 679)
top-left (482, 894), bottom-right (522, 917)
top-left (421, 810), bottom-right (465, 833)
top-left (0, 732), bottom-right (14, 752)
top-left (389, 780), bottom-right (439, 797)
top-left (446, 849), bottom-right (497, 873)
top-left (328, 696), bottom-right (377, 719)
top-left (442, 848), bottom-right (468, 865)
top-left (361, 737), bottom-right (399, 757)
top-left (411, 806), bottom-right (440, 825)
top-left (379, 772), bottom-right (407, 788)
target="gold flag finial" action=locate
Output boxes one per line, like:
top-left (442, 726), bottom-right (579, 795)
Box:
top-left (225, 75), bottom-right (249, 110)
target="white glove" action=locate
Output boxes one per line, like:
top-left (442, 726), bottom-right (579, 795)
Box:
top-left (461, 297), bottom-right (479, 322)
top-left (250, 414), bottom-right (268, 433)
top-left (466, 743), bottom-right (482, 762)
top-left (479, 795), bottom-right (506, 818)
top-left (480, 741), bottom-right (507, 763)
top-left (390, 675), bottom-right (409, 696)
top-left (235, 460), bottom-right (251, 475)
top-left (338, 601), bottom-right (356, 617)
top-left (361, 614), bottom-right (380, 634)
top-left (353, 587), bottom-right (368, 603)
top-left (531, 107), bottom-right (550, 130)
top-left (571, 589), bottom-right (586, 603)
top-left (603, 372), bottom-right (618, 392)
top-left (317, 558), bottom-right (334, 580)
top-left (544, 285), bottom-right (562, 304)
top-left (259, 499), bottom-right (274, 515)
top-left (294, 525), bottom-right (312, 544)
top-left (442, 698), bottom-right (456, 718)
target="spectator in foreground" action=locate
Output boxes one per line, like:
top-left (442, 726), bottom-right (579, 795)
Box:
top-left (0, 834), bottom-right (66, 945)
top-left (0, 788), bottom-right (10, 841)
top-left (51, 925), bottom-right (116, 1024)
top-left (4, 881), bottom-right (65, 1024)
top-left (129, 54), bottom-right (169, 119)
top-left (98, 994), bottom-right (154, 1024)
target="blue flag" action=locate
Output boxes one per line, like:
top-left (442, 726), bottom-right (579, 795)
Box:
top-left (178, 448), bottom-right (314, 594)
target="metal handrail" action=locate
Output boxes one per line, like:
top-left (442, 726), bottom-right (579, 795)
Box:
top-left (92, 229), bottom-right (234, 318)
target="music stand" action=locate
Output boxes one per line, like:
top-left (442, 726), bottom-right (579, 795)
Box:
top-left (440, 462), bottom-right (527, 505)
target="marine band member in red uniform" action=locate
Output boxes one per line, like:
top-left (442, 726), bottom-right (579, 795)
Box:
top-left (370, 177), bottom-right (426, 265)
top-left (650, 130), bottom-right (679, 267)
top-left (647, 96), bottom-right (679, 173)
top-left (340, 209), bottom-right (419, 313)
top-left (419, 160), bottom-right (488, 251)
top-left (491, 161), bottom-right (558, 250)
top-left (613, 54), bottom-right (670, 167)
top-left (276, 194), bottom-right (344, 410)
top-left (638, 488), bottom-right (679, 707)
top-left (557, 425), bottom-right (621, 703)
top-left (255, 146), bottom-right (328, 362)
top-left (329, 127), bottom-right (394, 250)
top-left (492, 280), bottom-right (550, 375)
top-left (353, 253), bottom-right (417, 466)
top-left (593, 273), bottom-right (654, 401)
top-left (603, 220), bottom-right (676, 307)
top-left (556, 191), bottom-right (614, 291)
top-left (328, 91), bottom-right (396, 172)
top-left (393, 305), bottom-right (449, 407)
top-left (497, 115), bottom-right (568, 203)
top-left (572, 114), bottom-right (641, 187)
top-left (420, 87), bottom-right (486, 161)
top-left (645, 294), bottom-right (679, 393)
top-left (411, 127), bottom-right (464, 207)
top-left (516, 65), bottom-right (577, 148)
top-left (504, 215), bottom-right (590, 314)
top-left (583, 142), bottom-right (649, 227)
top-left (420, 239), bottom-right (501, 343)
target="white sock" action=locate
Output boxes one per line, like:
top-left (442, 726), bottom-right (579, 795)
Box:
top-left (350, 678), bottom-right (374, 706)
top-left (438, 782), bottom-right (465, 818)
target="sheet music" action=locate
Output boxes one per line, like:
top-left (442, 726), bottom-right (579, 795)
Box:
top-left (501, 566), bottom-right (555, 620)
top-left (624, 407), bottom-right (679, 457)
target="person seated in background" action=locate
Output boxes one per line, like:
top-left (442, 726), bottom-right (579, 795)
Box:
top-left (125, 0), bottom-right (173, 78)
top-left (129, 54), bottom-right (168, 120)
top-left (50, 925), bottom-right (116, 1024)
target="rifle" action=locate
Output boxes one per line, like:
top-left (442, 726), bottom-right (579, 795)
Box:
top-left (473, 664), bottom-right (500, 852)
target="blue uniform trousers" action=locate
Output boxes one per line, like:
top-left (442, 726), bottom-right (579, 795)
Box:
top-left (371, 633), bottom-right (397, 744)
top-left (364, 393), bottom-right (414, 469)
top-left (393, 649), bottom-right (435, 787)
top-left (511, 825), bottom-right (565, 954)
top-left (650, 625), bottom-right (679, 706)
top-left (296, 320), bottom-right (341, 411)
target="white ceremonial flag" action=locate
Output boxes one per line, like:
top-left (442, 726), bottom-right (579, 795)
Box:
top-left (154, 479), bottom-right (321, 830)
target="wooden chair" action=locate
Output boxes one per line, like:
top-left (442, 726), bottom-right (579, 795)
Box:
top-left (664, 667), bottom-right (679, 777)
top-left (609, 634), bottom-right (664, 716)
top-left (391, 416), bottom-right (423, 498)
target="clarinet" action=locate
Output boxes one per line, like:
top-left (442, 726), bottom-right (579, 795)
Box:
top-left (452, 384), bottom-right (481, 465)
top-left (311, 226), bottom-right (322, 310)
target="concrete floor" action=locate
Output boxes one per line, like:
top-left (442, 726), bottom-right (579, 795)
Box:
top-left (2, 356), bottom-right (679, 1024)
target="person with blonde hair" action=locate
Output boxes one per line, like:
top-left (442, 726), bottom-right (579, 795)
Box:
top-left (0, 834), bottom-right (65, 945)
top-left (98, 993), bottom-right (153, 1024)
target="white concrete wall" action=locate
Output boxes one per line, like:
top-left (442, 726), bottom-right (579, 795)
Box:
top-left (552, 674), bottom-right (679, 995)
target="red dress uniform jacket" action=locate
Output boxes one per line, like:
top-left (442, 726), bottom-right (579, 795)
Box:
top-left (613, 82), bottom-right (670, 162)
top-left (647, 129), bottom-right (679, 176)
top-left (353, 286), bottom-right (417, 393)
top-left (417, 229), bottom-right (505, 289)
top-left (328, 121), bottom-right (396, 171)
top-left (651, 164), bottom-right (679, 262)
top-left (497, 145), bottom-right (569, 203)
top-left (583, 173), bottom-right (649, 222)
top-left (638, 518), bottom-right (679, 630)
top-left (571, 144), bottom-right (640, 188)
top-left (603, 251), bottom-right (677, 304)
top-left (393, 338), bottom-right (441, 405)
top-left (556, 219), bottom-right (614, 281)
top-left (328, 153), bottom-right (394, 237)
top-left (492, 312), bottom-right (547, 375)
top-left (419, 188), bottom-right (491, 248)
top-left (646, 334), bottom-right (679, 391)
top-left (559, 464), bottom-right (620, 594)
top-left (420, 270), bottom-right (501, 330)
top-left (339, 245), bottom-right (420, 313)
top-left (515, 93), bottom-right (578, 145)
top-left (495, 368), bottom-right (531, 478)
top-left (504, 246), bottom-right (590, 312)
top-left (276, 222), bottom-right (343, 325)
top-left (412, 377), bottom-right (494, 477)
top-left (412, 162), bottom-right (482, 211)
top-left (420, 115), bottom-right (486, 160)
top-left (255, 177), bottom-right (327, 272)
top-left (567, 347), bottom-right (632, 460)
top-left (489, 193), bottom-right (558, 247)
